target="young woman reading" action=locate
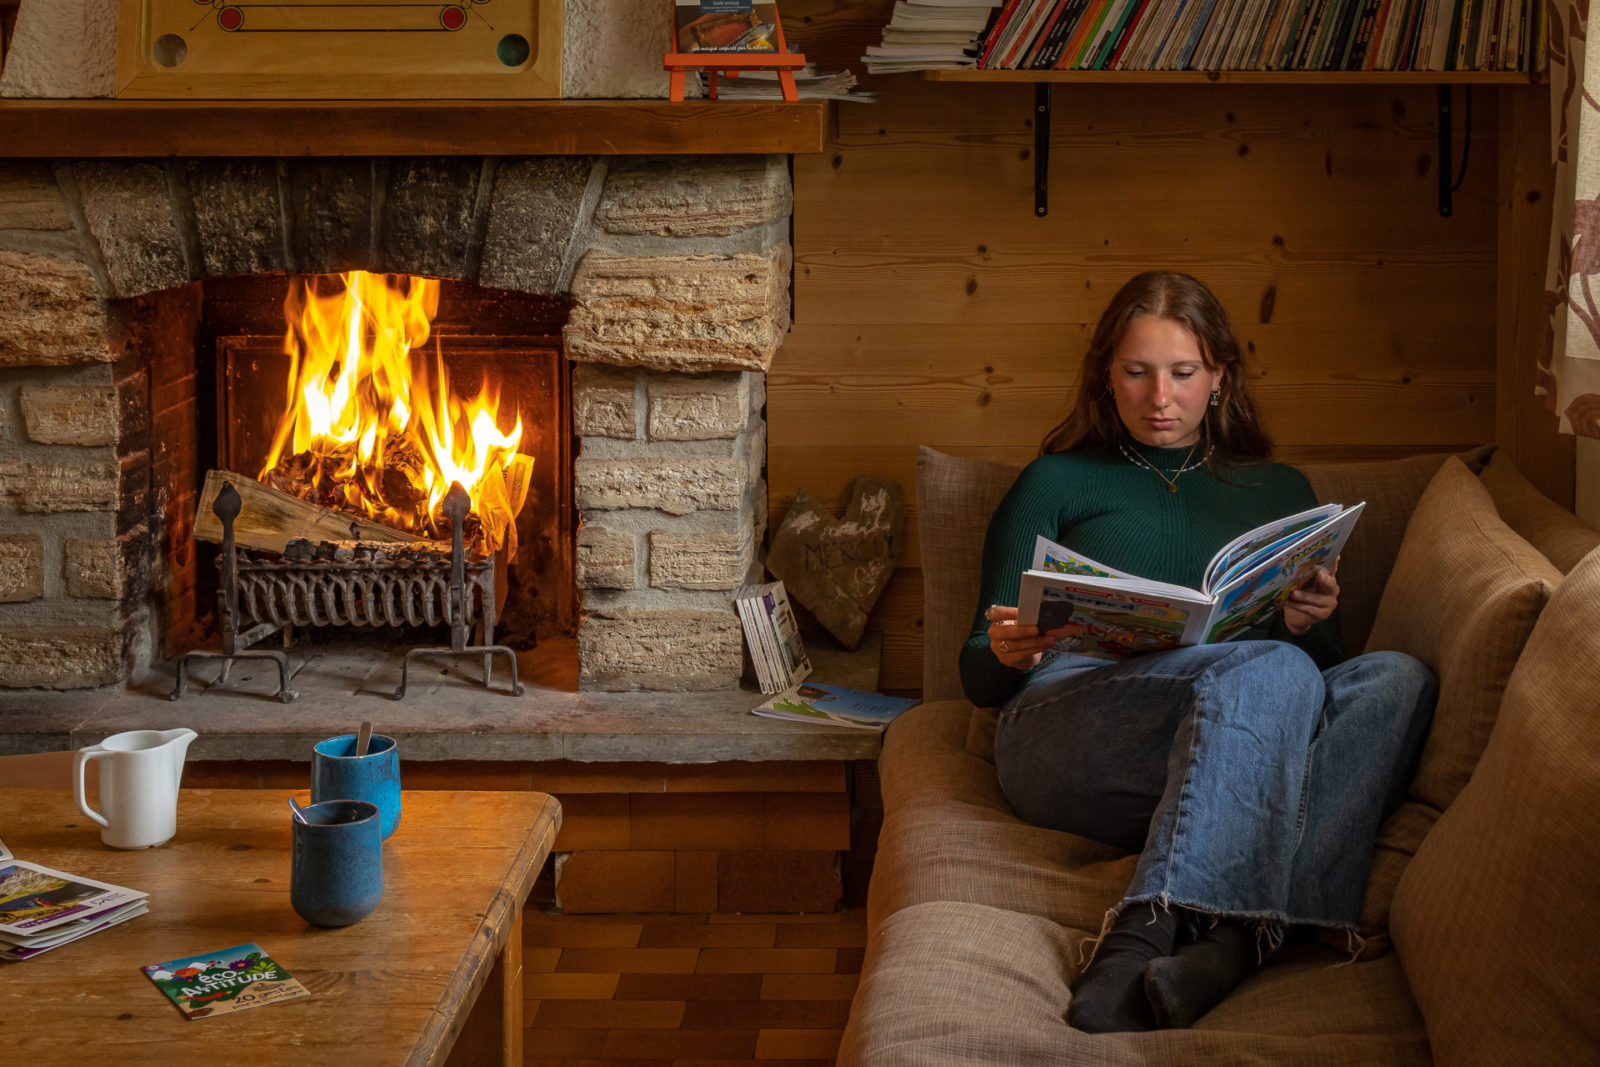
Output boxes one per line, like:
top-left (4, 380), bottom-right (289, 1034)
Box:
top-left (961, 271), bottom-right (1437, 1032)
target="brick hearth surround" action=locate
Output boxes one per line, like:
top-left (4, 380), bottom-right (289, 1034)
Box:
top-left (0, 154), bottom-right (790, 692)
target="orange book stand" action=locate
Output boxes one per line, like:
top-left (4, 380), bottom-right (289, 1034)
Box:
top-left (665, 5), bottom-right (807, 101)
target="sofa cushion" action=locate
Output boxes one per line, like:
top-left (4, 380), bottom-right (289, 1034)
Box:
top-left (1390, 546), bottom-right (1600, 1064)
top-left (1478, 450), bottom-right (1600, 572)
top-left (1299, 444), bottom-right (1495, 654)
top-left (839, 900), bottom-right (1431, 1066)
top-left (1364, 456), bottom-right (1560, 814)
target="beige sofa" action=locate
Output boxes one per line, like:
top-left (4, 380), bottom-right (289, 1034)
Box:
top-left (840, 446), bottom-right (1600, 1065)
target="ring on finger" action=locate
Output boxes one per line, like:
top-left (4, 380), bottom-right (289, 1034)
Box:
top-left (999, 640), bottom-right (1011, 653)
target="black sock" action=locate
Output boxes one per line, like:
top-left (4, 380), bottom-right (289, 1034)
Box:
top-left (1067, 906), bottom-right (1179, 1033)
top-left (1143, 918), bottom-right (1264, 1029)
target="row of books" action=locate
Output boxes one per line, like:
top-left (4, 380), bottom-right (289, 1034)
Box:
top-left (975, 0), bottom-right (1545, 71)
top-left (0, 837), bottom-right (149, 962)
top-left (862, 1), bottom-right (1002, 73)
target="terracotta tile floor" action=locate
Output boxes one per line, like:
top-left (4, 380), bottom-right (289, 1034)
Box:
top-left (523, 907), bottom-right (867, 1067)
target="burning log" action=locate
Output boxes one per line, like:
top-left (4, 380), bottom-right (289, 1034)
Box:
top-left (195, 469), bottom-right (421, 557)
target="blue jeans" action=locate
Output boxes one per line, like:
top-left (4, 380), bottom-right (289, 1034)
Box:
top-left (993, 641), bottom-right (1436, 932)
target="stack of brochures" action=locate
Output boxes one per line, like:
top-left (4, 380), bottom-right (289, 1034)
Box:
top-left (736, 580), bottom-right (814, 694)
top-left (752, 683), bottom-right (918, 732)
top-left (0, 849), bottom-right (149, 961)
top-left (1017, 502), bottom-right (1363, 659)
top-left (862, 1), bottom-right (1002, 72)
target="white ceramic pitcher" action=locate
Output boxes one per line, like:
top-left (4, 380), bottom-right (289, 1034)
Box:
top-left (73, 728), bottom-right (197, 849)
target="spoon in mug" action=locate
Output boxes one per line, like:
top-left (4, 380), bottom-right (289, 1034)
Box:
top-left (288, 796), bottom-right (309, 825)
top-left (356, 721), bottom-right (372, 758)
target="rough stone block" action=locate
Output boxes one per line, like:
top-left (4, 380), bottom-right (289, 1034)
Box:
top-left (285, 159), bottom-right (372, 275)
top-left (576, 457), bottom-right (743, 516)
top-left (0, 161), bottom-right (71, 232)
top-left (598, 156), bottom-right (791, 236)
top-left (649, 531), bottom-right (747, 591)
top-left (766, 478), bottom-right (906, 650)
top-left (555, 850), bottom-right (676, 913)
top-left (379, 158), bottom-right (482, 279)
top-left (0, 535), bottom-right (44, 602)
top-left (0, 626), bottom-right (124, 689)
top-left (20, 385), bottom-right (118, 445)
top-left (183, 159), bottom-right (286, 278)
top-left (573, 363), bottom-right (638, 439)
top-left (578, 610), bottom-right (743, 691)
top-left (64, 538), bottom-right (122, 599)
top-left (479, 157), bottom-right (593, 294)
top-left (564, 246), bottom-right (792, 372)
top-left (0, 460), bottom-right (119, 512)
top-left (716, 851), bottom-right (841, 914)
top-left (577, 526), bottom-right (635, 590)
top-left (71, 161), bottom-right (188, 297)
top-left (562, 0), bottom-right (675, 99)
top-left (647, 372), bottom-right (749, 441)
top-left (0, 250), bottom-right (111, 366)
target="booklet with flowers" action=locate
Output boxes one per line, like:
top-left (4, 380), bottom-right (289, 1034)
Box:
top-left (143, 943), bottom-right (310, 1019)
top-left (1016, 502), bottom-right (1364, 660)
top-left (753, 682), bottom-right (917, 732)
top-left (0, 860), bottom-right (147, 945)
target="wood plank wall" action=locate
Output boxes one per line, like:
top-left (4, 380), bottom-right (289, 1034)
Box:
top-left (776, 1), bottom-right (1504, 692)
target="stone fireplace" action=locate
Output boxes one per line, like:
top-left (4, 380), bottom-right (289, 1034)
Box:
top-left (0, 153), bottom-right (790, 694)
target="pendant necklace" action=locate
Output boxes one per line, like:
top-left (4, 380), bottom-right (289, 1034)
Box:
top-left (1117, 440), bottom-right (1207, 493)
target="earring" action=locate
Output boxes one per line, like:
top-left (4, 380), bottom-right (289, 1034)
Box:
top-left (1209, 389), bottom-right (1220, 408)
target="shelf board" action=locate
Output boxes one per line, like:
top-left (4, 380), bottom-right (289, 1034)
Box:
top-left (924, 69), bottom-right (1546, 84)
top-left (0, 98), bottom-right (831, 157)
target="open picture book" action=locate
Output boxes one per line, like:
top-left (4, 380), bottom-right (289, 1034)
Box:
top-left (1017, 502), bottom-right (1364, 660)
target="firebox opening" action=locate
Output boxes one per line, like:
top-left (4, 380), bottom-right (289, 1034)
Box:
top-left (150, 272), bottom-right (579, 696)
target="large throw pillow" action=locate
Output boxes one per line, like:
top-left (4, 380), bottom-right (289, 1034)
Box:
top-left (915, 446), bottom-right (1021, 704)
top-left (1390, 546), bottom-right (1600, 1064)
top-left (1363, 456), bottom-right (1561, 815)
top-left (1300, 444), bottom-right (1496, 653)
top-left (1479, 450), bottom-right (1600, 573)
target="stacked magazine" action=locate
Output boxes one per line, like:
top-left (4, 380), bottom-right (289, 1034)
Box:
top-left (862, 1), bottom-right (1002, 72)
top-left (0, 848), bottom-right (149, 961)
top-left (751, 683), bottom-right (918, 732)
top-left (736, 581), bottom-right (813, 693)
top-left (1017, 502), bottom-right (1363, 659)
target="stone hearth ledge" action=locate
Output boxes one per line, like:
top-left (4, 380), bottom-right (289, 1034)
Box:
top-left (0, 637), bottom-right (886, 763)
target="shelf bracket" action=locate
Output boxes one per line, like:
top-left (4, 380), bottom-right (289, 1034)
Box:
top-left (1437, 85), bottom-right (1452, 218)
top-left (1035, 83), bottom-right (1051, 218)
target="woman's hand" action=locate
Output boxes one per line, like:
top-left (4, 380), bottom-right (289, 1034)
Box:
top-left (1282, 557), bottom-right (1340, 635)
top-left (984, 605), bottom-right (1056, 670)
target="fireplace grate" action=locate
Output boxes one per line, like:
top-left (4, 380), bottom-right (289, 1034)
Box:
top-left (172, 481), bottom-right (524, 703)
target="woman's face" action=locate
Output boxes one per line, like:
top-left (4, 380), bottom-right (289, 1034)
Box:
top-left (1109, 315), bottom-right (1223, 448)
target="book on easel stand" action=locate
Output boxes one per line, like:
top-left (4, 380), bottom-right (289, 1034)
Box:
top-left (666, 1), bottom-right (808, 101)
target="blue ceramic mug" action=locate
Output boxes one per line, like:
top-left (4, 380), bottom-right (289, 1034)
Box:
top-left (311, 733), bottom-right (401, 839)
top-left (290, 799), bottom-right (384, 927)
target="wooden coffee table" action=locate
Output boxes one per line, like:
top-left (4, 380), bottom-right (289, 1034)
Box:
top-left (0, 788), bottom-right (559, 1066)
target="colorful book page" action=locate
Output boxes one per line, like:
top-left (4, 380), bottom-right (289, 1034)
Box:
top-left (143, 943), bottom-right (310, 1019)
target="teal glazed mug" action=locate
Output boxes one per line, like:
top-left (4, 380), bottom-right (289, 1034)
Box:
top-left (290, 800), bottom-right (384, 927)
top-left (311, 733), bottom-right (401, 839)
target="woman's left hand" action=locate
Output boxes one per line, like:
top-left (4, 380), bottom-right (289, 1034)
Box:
top-left (1283, 557), bottom-right (1339, 635)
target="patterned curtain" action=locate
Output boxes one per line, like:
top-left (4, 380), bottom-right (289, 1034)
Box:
top-left (1545, 0), bottom-right (1600, 440)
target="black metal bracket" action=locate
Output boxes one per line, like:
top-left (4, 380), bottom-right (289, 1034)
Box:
top-left (1437, 85), bottom-right (1452, 218)
top-left (1035, 83), bottom-right (1052, 217)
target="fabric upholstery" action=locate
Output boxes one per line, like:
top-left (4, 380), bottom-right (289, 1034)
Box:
top-left (1478, 450), bottom-right (1600, 572)
top-left (1363, 457), bottom-right (1561, 815)
top-left (1390, 546), bottom-right (1600, 1064)
top-left (916, 446), bottom-right (1023, 702)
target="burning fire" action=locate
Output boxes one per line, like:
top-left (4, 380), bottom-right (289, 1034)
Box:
top-left (259, 271), bottom-right (533, 559)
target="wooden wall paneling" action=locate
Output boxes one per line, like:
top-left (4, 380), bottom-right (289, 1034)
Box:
top-left (775, 0), bottom-right (1507, 691)
top-left (1497, 83), bottom-right (1574, 506)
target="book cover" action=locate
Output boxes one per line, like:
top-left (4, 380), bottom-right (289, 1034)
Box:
top-left (0, 861), bottom-right (147, 938)
top-left (1, 901), bottom-right (149, 960)
top-left (143, 943), bottom-right (311, 1019)
top-left (1015, 502), bottom-right (1363, 660)
top-left (753, 683), bottom-right (918, 731)
top-left (675, 1), bottom-right (787, 53)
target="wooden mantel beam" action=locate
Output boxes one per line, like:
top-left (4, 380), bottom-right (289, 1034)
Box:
top-left (0, 98), bottom-right (830, 157)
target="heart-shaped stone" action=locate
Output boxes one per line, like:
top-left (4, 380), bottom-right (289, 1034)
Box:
top-left (766, 477), bottom-right (906, 650)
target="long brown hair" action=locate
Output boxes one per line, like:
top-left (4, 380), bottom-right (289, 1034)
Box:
top-left (1040, 271), bottom-right (1273, 463)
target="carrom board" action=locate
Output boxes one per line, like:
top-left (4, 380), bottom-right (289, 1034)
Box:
top-left (116, 0), bottom-right (562, 98)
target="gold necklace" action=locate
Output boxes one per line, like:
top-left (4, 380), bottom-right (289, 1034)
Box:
top-left (1117, 441), bottom-right (1206, 493)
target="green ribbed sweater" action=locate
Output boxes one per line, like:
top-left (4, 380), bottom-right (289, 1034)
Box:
top-left (959, 443), bottom-right (1344, 708)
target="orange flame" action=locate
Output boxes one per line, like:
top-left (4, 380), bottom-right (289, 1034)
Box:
top-left (259, 271), bottom-right (529, 556)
